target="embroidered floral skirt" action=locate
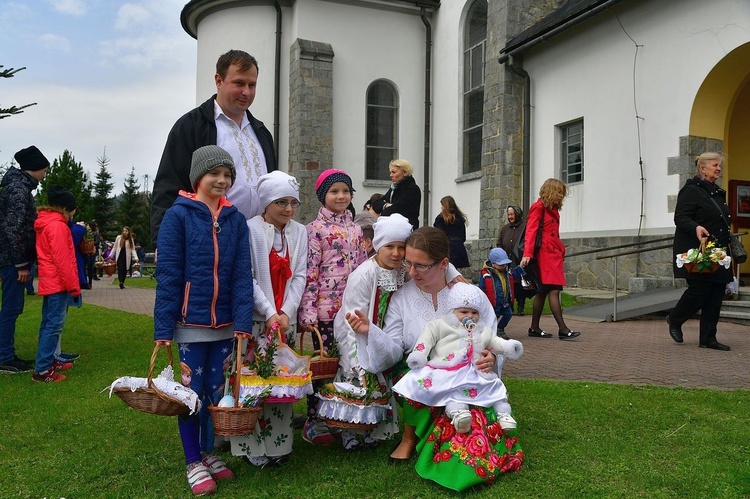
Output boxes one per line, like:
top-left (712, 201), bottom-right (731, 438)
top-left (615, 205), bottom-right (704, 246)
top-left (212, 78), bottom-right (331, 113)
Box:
top-left (230, 403), bottom-right (294, 458)
top-left (393, 361), bottom-right (523, 491)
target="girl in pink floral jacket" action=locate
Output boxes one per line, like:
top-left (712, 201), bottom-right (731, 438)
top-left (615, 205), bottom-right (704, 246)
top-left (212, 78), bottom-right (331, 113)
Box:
top-left (298, 169), bottom-right (367, 445)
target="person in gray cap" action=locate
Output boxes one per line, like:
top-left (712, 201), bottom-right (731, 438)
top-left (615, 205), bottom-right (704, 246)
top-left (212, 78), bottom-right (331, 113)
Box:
top-left (151, 49), bottom-right (278, 248)
top-left (0, 145), bottom-right (49, 373)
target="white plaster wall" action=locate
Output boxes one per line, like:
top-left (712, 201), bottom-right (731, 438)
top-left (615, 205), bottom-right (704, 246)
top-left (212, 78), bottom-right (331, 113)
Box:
top-left (193, 5), bottom-right (293, 172)
top-left (429, 0), bottom-right (482, 239)
top-left (522, 0), bottom-right (750, 235)
top-left (291, 0), bottom-right (428, 218)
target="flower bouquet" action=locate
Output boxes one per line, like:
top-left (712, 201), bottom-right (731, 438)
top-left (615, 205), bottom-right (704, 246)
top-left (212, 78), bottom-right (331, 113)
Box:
top-left (676, 237), bottom-right (732, 273)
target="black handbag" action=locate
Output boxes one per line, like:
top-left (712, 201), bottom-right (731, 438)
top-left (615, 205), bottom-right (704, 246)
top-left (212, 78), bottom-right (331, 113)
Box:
top-left (522, 207), bottom-right (546, 292)
top-left (705, 194), bottom-right (747, 264)
top-left (729, 234), bottom-right (747, 264)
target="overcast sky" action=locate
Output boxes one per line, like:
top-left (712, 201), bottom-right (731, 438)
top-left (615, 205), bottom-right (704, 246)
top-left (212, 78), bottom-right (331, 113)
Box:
top-left (1, 0), bottom-right (196, 192)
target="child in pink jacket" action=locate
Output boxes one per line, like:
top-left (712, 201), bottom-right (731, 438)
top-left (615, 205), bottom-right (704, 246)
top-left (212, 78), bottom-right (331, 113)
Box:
top-left (298, 169), bottom-right (367, 445)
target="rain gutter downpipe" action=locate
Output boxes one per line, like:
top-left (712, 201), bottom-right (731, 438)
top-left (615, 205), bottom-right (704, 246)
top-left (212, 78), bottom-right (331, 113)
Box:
top-left (273, 1), bottom-right (282, 157)
top-left (420, 7), bottom-right (432, 229)
top-left (506, 57), bottom-right (531, 211)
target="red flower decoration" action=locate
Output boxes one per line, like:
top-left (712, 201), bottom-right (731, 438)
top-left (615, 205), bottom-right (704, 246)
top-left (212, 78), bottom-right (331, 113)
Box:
top-left (470, 408), bottom-right (488, 431)
top-left (422, 377), bottom-right (433, 389)
top-left (437, 420), bottom-right (455, 443)
top-left (485, 422), bottom-right (503, 444)
top-left (440, 449), bottom-right (452, 461)
top-left (415, 343), bottom-right (426, 352)
top-left (504, 435), bottom-right (519, 450)
top-left (490, 452), bottom-right (506, 468)
top-left (475, 465), bottom-right (488, 478)
top-left (466, 434), bottom-right (490, 458)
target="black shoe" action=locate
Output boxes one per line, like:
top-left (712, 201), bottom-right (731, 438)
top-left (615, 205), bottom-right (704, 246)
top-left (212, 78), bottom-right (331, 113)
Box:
top-left (699, 341), bottom-right (730, 351)
top-left (0, 358), bottom-right (34, 373)
top-left (559, 330), bottom-right (581, 340)
top-left (666, 316), bottom-right (683, 343)
top-left (93, 276), bottom-right (100, 281)
top-left (26, 291), bottom-right (35, 296)
top-left (119, 283), bottom-right (124, 289)
top-left (497, 328), bottom-right (509, 340)
top-left (528, 328), bottom-right (552, 338)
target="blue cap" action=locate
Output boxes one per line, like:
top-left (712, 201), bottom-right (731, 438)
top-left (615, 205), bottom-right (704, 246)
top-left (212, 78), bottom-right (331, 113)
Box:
top-left (489, 248), bottom-right (511, 265)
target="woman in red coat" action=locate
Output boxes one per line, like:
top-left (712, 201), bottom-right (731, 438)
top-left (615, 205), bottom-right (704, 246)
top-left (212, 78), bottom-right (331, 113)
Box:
top-left (520, 178), bottom-right (581, 340)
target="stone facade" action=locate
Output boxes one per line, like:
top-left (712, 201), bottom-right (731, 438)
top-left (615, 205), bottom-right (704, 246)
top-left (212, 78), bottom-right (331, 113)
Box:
top-left (667, 135), bottom-right (723, 213)
top-left (288, 38), bottom-right (335, 225)
top-left (473, 0), bottom-right (565, 272)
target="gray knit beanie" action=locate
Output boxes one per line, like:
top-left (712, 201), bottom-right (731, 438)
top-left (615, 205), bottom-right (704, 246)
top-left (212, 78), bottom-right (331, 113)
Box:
top-left (190, 145), bottom-right (236, 189)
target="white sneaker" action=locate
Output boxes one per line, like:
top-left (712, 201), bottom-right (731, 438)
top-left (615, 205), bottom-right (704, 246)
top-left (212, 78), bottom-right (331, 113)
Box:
top-left (497, 413), bottom-right (517, 430)
top-left (451, 410), bottom-right (472, 433)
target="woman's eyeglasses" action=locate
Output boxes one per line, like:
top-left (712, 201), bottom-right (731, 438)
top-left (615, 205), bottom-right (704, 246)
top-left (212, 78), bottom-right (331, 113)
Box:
top-left (273, 200), bottom-right (300, 209)
top-left (402, 259), bottom-right (439, 272)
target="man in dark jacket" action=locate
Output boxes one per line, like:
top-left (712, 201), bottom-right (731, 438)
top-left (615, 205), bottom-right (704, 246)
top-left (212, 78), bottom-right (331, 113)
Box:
top-left (0, 145), bottom-right (49, 373)
top-left (150, 49), bottom-right (277, 246)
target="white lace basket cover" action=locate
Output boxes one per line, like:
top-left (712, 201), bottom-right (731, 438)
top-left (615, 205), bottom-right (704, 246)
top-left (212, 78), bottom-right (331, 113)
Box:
top-left (315, 382), bottom-right (391, 425)
top-left (104, 365), bottom-right (201, 415)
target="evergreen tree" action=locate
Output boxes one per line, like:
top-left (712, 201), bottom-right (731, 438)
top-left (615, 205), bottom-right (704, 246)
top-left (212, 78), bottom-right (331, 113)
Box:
top-left (91, 149), bottom-right (116, 236)
top-left (1, 65), bottom-right (36, 119)
top-left (37, 150), bottom-right (93, 221)
top-left (116, 167), bottom-right (146, 242)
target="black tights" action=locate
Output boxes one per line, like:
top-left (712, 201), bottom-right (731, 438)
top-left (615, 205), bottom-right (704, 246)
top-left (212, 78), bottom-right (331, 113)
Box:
top-left (530, 289), bottom-right (570, 333)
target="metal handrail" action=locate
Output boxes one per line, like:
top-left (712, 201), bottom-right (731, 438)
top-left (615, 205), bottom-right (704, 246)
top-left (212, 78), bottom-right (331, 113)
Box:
top-left (576, 232), bottom-right (747, 321)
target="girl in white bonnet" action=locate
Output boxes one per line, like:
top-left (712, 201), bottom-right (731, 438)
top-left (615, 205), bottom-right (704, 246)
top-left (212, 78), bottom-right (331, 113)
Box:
top-left (230, 170), bottom-right (308, 468)
top-left (325, 213), bottom-right (414, 450)
top-left (392, 282), bottom-right (523, 433)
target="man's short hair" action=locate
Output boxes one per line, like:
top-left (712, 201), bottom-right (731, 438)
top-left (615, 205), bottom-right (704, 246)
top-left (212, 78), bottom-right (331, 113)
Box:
top-left (216, 50), bottom-right (259, 79)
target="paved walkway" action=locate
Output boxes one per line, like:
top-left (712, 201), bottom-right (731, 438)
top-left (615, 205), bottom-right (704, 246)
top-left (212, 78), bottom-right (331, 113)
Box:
top-left (82, 277), bottom-right (750, 391)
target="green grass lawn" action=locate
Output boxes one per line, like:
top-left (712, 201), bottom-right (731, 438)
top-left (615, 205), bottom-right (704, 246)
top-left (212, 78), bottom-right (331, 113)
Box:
top-left (1, 296), bottom-right (748, 498)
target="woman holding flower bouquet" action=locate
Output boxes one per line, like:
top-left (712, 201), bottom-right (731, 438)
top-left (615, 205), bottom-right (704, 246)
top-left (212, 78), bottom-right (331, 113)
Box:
top-left (668, 152), bottom-right (732, 351)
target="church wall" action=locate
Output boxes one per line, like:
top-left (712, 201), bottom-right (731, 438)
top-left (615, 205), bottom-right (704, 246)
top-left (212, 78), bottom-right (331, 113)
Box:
top-left (519, 0), bottom-right (750, 235)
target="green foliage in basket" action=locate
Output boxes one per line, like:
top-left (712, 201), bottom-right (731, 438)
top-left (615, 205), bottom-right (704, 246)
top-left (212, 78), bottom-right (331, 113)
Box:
top-left (242, 385), bottom-right (272, 408)
top-left (681, 239), bottom-right (728, 272)
top-left (319, 381), bottom-right (391, 405)
top-left (326, 339), bottom-right (339, 358)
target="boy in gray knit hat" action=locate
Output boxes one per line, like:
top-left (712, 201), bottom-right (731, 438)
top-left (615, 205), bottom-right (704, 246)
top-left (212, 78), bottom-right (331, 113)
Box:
top-left (189, 145), bottom-right (236, 191)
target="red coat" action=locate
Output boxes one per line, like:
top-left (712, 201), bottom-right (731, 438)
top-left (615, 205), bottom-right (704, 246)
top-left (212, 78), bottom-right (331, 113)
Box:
top-left (523, 199), bottom-right (566, 286)
top-left (34, 209), bottom-right (81, 297)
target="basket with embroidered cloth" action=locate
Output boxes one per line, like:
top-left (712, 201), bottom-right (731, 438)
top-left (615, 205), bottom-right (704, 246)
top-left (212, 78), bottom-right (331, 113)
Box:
top-left (106, 344), bottom-right (199, 417)
top-left (238, 323), bottom-right (313, 405)
top-left (316, 367), bottom-right (391, 430)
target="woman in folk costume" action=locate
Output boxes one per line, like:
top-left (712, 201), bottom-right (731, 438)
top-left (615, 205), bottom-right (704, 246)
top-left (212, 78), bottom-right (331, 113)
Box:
top-left (230, 171), bottom-right (308, 468)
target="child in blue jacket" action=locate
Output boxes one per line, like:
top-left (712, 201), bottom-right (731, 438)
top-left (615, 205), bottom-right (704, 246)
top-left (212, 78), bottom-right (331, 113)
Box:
top-left (154, 145), bottom-right (254, 496)
top-left (478, 248), bottom-right (524, 339)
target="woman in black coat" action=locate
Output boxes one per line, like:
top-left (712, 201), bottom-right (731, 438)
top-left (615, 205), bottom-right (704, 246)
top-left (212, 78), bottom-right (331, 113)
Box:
top-left (433, 196), bottom-right (470, 268)
top-left (668, 152), bottom-right (732, 351)
top-left (372, 159), bottom-right (421, 229)
top-left (497, 205), bottom-right (531, 314)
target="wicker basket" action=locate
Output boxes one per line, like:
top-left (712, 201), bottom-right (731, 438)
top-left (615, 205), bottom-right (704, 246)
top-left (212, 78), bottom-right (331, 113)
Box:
top-left (209, 332), bottom-right (262, 436)
top-left (299, 327), bottom-right (339, 381)
top-left (684, 261), bottom-right (720, 273)
top-left (103, 262), bottom-right (116, 276)
top-left (113, 344), bottom-right (190, 417)
top-left (320, 392), bottom-right (390, 430)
